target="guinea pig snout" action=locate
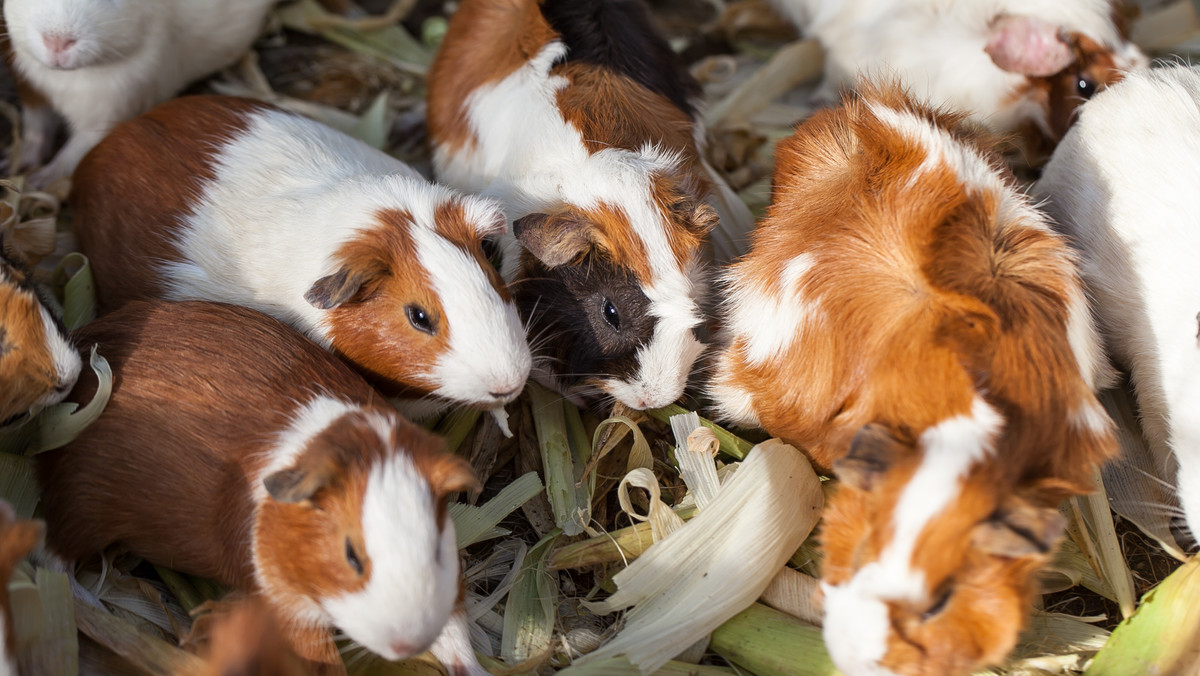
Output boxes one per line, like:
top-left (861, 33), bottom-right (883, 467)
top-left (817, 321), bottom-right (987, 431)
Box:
top-left (41, 32), bottom-right (78, 69)
top-left (386, 637), bottom-right (430, 661)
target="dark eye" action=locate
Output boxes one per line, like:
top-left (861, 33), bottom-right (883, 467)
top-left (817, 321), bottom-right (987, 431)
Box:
top-left (600, 298), bottom-right (620, 330)
top-left (406, 304), bottom-right (434, 334)
top-left (922, 586), bottom-right (952, 621)
top-left (1075, 75), bottom-right (1098, 99)
top-left (345, 538), bottom-right (363, 575)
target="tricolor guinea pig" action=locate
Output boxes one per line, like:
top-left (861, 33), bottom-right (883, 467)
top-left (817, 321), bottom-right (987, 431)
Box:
top-left (428, 0), bottom-right (729, 411)
top-left (1, 0), bottom-right (278, 186)
top-left (36, 300), bottom-right (489, 675)
top-left (0, 500), bottom-right (43, 676)
top-left (0, 238), bottom-right (81, 425)
top-left (708, 83), bottom-right (1118, 675)
top-left (1035, 65), bottom-right (1200, 546)
top-left (768, 0), bottom-right (1147, 160)
top-left (70, 95), bottom-right (530, 420)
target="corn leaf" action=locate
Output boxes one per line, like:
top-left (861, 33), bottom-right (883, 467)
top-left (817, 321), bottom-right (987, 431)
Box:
top-left (615, 468), bottom-right (686, 542)
top-left (759, 567), bottom-right (823, 626)
top-left (0, 453), bottom-right (38, 518)
top-left (28, 347), bottom-right (112, 454)
top-left (52, 253), bottom-right (96, 331)
top-left (528, 384), bottom-right (590, 536)
top-left (709, 603), bottom-right (836, 676)
top-left (17, 568), bottom-right (77, 676)
top-left (74, 601), bottom-right (201, 676)
top-left (1070, 470), bottom-right (1136, 618)
top-left (1085, 558), bottom-right (1200, 675)
top-left (558, 656), bottom-right (737, 675)
top-left (276, 0), bottom-right (431, 74)
top-left (547, 505), bottom-right (699, 570)
top-left (500, 531), bottom-right (559, 665)
top-left (451, 471), bottom-right (543, 548)
top-left (351, 91), bottom-right (391, 150)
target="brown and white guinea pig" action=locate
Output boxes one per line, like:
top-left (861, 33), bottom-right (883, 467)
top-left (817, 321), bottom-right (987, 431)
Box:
top-left (707, 83), bottom-right (1118, 676)
top-left (0, 500), bottom-right (43, 676)
top-left (70, 95), bottom-right (530, 420)
top-left (1035, 65), bottom-right (1200, 547)
top-left (427, 0), bottom-right (727, 411)
top-left (1, 0), bottom-right (278, 187)
top-left (768, 0), bottom-right (1147, 161)
top-left (0, 237), bottom-right (81, 425)
top-left (36, 300), bottom-right (489, 675)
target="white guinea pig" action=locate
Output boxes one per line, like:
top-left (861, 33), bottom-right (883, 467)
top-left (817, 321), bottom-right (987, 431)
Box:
top-left (71, 95), bottom-right (531, 420)
top-left (1035, 65), bottom-right (1200, 544)
top-left (769, 0), bottom-right (1147, 159)
top-left (2, 0), bottom-right (278, 186)
top-left (0, 237), bottom-right (81, 425)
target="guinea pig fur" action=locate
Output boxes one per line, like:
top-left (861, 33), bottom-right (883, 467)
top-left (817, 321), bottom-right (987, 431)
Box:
top-left (36, 300), bottom-right (488, 675)
top-left (2, 0), bottom-right (278, 187)
top-left (1035, 65), bottom-right (1200, 546)
top-left (70, 95), bottom-right (530, 420)
top-left (0, 500), bottom-right (43, 675)
top-left (427, 0), bottom-right (721, 411)
top-left (0, 240), bottom-right (81, 425)
top-left (708, 83), bottom-right (1118, 676)
top-left (768, 0), bottom-right (1147, 160)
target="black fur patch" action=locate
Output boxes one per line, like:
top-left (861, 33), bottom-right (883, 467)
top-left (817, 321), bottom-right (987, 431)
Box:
top-left (541, 0), bottom-right (701, 118)
top-left (514, 250), bottom-right (657, 398)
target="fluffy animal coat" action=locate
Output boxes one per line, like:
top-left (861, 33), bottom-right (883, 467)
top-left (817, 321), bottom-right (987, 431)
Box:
top-left (708, 83), bottom-right (1117, 676)
top-left (3, 0), bottom-right (278, 186)
top-left (769, 0), bottom-right (1146, 159)
top-left (1035, 64), bottom-right (1200, 545)
top-left (37, 301), bottom-right (487, 675)
top-left (71, 95), bottom-right (530, 419)
top-left (427, 0), bottom-right (724, 410)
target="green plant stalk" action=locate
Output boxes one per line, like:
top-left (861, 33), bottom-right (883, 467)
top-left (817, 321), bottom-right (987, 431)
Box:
top-left (500, 531), bottom-right (560, 665)
top-left (548, 505), bottom-right (698, 570)
top-left (709, 603), bottom-right (838, 676)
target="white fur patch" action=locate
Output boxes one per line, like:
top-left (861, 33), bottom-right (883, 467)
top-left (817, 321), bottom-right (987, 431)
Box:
top-left (707, 368), bottom-right (762, 428)
top-left (0, 611), bottom-right (13, 676)
top-left (822, 397), bottom-right (1004, 673)
top-left (434, 42), bottom-right (707, 410)
top-left (34, 301), bottom-right (81, 409)
top-left (1070, 398), bottom-right (1111, 434)
top-left (251, 396), bottom-right (363, 505)
top-left (160, 106), bottom-right (528, 408)
top-left (726, 253), bottom-right (820, 367)
top-left (429, 611), bottom-right (489, 676)
top-left (322, 453), bottom-right (460, 661)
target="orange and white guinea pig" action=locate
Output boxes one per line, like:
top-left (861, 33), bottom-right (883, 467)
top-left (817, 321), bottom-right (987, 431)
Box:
top-left (708, 83), bottom-right (1118, 675)
top-left (36, 301), bottom-right (489, 676)
top-left (70, 95), bottom-right (530, 420)
top-left (0, 237), bottom-right (81, 425)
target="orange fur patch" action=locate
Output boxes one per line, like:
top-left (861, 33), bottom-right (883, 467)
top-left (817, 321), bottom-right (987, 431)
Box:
top-left (0, 264), bottom-right (56, 422)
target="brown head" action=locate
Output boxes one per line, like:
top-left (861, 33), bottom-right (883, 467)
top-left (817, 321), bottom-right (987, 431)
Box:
top-left (708, 83), bottom-right (1117, 675)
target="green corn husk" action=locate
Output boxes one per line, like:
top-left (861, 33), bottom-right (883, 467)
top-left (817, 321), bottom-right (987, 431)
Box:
top-left (558, 656), bottom-right (737, 675)
top-left (528, 384), bottom-right (591, 536)
top-left (27, 348), bottom-right (112, 455)
top-left (277, 0), bottom-right (432, 74)
top-left (1069, 471), bottom-right (1136, 618)
top-left (500, 531), bottom-right (560, 666)
top-left (435, 407), bottom-right (483, 454)
top-left (1085, 558), bottom-right (1200, 675)
top-left (0, 453), bottom-right (38, 519)
top-left (547, 505), bottom-right (699, 570)
top-left (350, 91), bottom-right (391, 150)
top-left (51, 253), bottom-right (96, 331)
top-left (709, 603), bottom-right (837, 676)
top-left (14, 567), bottom-right (76, 676)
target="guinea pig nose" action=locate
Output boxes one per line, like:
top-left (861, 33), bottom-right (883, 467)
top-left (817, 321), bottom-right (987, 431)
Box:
top-left (42, 33), bottom-right (77, 56)
top-left (389, 639), bottom-right (419, 659)
top-left (489, 386), bottom-right (521, 400)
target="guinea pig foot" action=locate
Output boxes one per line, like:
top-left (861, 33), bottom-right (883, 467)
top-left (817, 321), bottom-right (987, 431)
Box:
top-left (182, 596), bottom-right (251, 653)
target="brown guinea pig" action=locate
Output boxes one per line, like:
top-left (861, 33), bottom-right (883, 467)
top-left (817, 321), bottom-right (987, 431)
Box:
top-left (0, 237), bottom-right (81, 425)
top-left (70, 95), bottom-right (530, 421)
top-left (36, 301), bottom-right (488, 675)
top-left (707, 83), bottom-right (1118, 676)
top-left (0, 499), bottom-right (43, 674)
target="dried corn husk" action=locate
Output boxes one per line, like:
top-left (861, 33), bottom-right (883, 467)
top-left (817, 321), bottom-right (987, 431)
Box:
top-left (451, 471), bottom-right (543, 548)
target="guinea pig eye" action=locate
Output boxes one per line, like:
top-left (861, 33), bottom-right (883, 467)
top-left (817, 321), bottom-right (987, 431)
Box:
top-left (1075, 74), bottom-right (1098, 100)
top-left (345, 538), bottom-right (364, 576)
top-left (600, 298), bottom-right (621, 331)
top-left (922, 586), bottom-right (953, 621)
top-left (406, 304), bottom-right (435, 335)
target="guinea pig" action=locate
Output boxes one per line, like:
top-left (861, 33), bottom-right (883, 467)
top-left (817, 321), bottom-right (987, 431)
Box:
top-left (0, 499), bottom-right (43, 675)
top-left (0, 237), bottom-right (81, 425)
top-left (427, 0), bottom-right (727, 411)
top-left (36, 300), bottom-right (489, 675)
top-left (707, 82), bottom-right (1118, 676)
top-left (189, 598), bottom-right (312, 676)
top-left (1035, 65), bottom-right (1200, 546)
top-left (70, 95), bottom-right (531, 420)
top-left (2, 0), bottom-right (278, 187)
top-left (768, 0), bottom-right (1147, 161)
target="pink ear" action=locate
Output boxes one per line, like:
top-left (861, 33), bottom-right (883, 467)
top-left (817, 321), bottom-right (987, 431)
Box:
top-left (985, 15), bottom-right (1074, 77)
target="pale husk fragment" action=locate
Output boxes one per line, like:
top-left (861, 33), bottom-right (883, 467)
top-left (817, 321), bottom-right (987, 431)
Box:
top-left (758, 566), bottom-right (823, 626)
top-left (670, 417), bottom-right (721, 509)
top-left (350, 91), bottom-right (391, 149)
top-left (546, 504), bottom-right (699, 570)
top-left (1009, 611), bottom-right (1110, 662)
top-left (1069, 470), bottom-right (1136, 618)
top-left (27, 347), bottom-right (112, 455)
top-left (578, 437), bottom-right (823, 674)
top-left (74, 599), bottom-right (205, 676)
top-left (616, 468), bottom-right (686, 542)
top-left (646, 405), bottom-right (753, 459)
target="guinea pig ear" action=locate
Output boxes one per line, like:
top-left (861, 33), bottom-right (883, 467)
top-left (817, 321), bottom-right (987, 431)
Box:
top-left (833, 423), bottom-right (903, 492)
top-left (427, 454), bottom-right (481, 497)
top-left (304, 261), bottom-right (384, 310)
top-left (973, 502), bottom-right (1067, 558)
top-left (513, 213), bottom-right (593, 268)
top-left (474, 208), bottom-right (509, 238)
top-left (263, 452), bottom-right (344, 504)
top-left (986, 15), bottom-right (1075, 77)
